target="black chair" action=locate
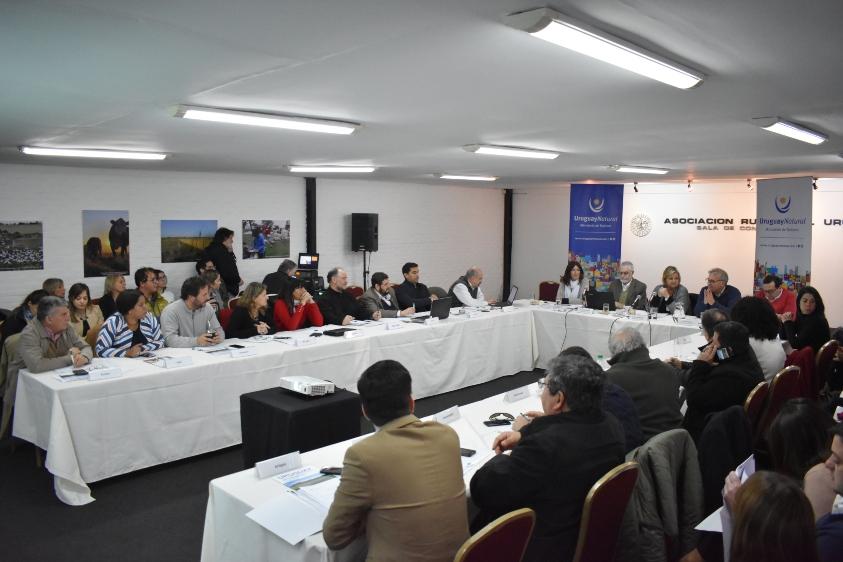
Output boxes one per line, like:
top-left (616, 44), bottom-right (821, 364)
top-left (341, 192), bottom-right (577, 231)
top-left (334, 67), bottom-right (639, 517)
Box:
top-left (688, 292), bottom-right (699, 313)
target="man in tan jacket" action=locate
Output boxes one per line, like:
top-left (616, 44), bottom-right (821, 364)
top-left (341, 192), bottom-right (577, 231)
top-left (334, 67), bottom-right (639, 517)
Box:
top-left (322, 359), bottom-right (469, 561)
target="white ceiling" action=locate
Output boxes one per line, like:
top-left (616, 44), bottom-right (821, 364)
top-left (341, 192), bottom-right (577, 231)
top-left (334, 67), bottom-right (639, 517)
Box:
top-left (2, 0), bottom-right (842, 187)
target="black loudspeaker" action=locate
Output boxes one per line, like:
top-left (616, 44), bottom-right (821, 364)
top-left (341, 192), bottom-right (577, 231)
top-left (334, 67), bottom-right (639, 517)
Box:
top-left (351, 213), bottom-right (378, 252)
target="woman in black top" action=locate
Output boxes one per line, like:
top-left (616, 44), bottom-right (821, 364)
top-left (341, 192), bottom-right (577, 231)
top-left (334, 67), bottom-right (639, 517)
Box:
top-left (98, 273), bottom-right (127, 320)
top-left (226, 282), bottom-right (276, 339)
top-left (783, 286), bottom-right (830, 354)
top-left (203, 227), bottom-right (242, 298)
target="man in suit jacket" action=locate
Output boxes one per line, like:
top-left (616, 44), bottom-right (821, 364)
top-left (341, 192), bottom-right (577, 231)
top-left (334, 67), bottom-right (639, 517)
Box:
top-left (322, 360), bottom-right (469, 561)
top-left (608, 261), bottom-right (648, 310)
top-left (359, 272), bottom-right (415, 319)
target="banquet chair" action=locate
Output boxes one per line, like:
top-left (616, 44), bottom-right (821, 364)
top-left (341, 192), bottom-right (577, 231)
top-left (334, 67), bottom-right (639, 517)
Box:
top-left (572, 462), bottom-right (639, 562)
top-left (429, 286), bottom-right (448, 299)
top-left (219, 308), bottom-right (234, 331)
top-left (785, 346), bottom-right (815, 399)
top-left (743, 381), bottom-right (769, 443)
top-left (453, 507), bottom-right (535, 562)
top-left (345, 286), bottom-right (364, 299)
top-left (756, 366), bottom-right (801, 440)
top-left (538, 281), bottom-right (560, 302)
top-left (815, 340), bottom-right (840, 399)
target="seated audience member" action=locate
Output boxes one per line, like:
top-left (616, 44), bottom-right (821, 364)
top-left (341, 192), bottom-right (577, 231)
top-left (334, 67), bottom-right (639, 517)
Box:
top-left (683, 321), bottom-right (763, 441)
top-left (755, 274), bottom-right (797, 321)
top-left (0, 289), bottom-right (48, 350)
top-left (448, 266), bottom-right (494, 307)
top-left (694, 267), bottom-right (741, 317)
top-left (726, 471), bottom-right (820, 562)
top-left (470, 354), bottom-right (625, 562)
top-left (202, 271), bottom-right (227, 314)
top-left (561, 346), bottom-right (643, 452)
top-left (96, 290), bottom-right (165, 358)
top-left (98, 274), bottom-right (126, 320)
top-left (203, 227), bottom-right (242, 298)
top-left (14, 296), bottom-right (92, 372)
top-left (360, 272), bottom-right (414, 319)
top-left (665, 308), bottom-right (729, 381)
top-left (155, 269), bottom-right (175, 303)
top-left (262, 258), bottom-right (297, 296)
top-left (42, 277), bottom-right (66, 299)
top-left (556, 261), bottom-right (586, 304)
top-left (608, 261), bottom-right (648, 310)
top-left (196, 257), bottom-right (227, 302)
top-left (815, 425), bottom-right (843, 561)
top-left (317, 267), bottom-right (359, 326)
top-left (783, 286), bottom-right (831, 354)
top-left (649, 265), bottom-right (691, 314)
top-left (67, 283), bottom-right (104, 339)
top-left (730, 296), bottom-right (786, 381)
top-left (160, 277), bottom-right (225, 348)
top-left (135, 267), bottom-right (168, 317)
top-left (395, 261), bottom-right (438, 312)
top-left (606, 328), bottom-right (683, 440)
top-left (323, 360), bottom-right (469, 560)
top-left (226, 282), bottom-right (276, 339)
top-left (273, 278), bottom-right (324, 331)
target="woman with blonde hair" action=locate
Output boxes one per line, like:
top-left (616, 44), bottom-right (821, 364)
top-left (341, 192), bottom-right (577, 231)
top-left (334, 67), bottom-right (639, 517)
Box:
top-left (98, 274), bottom-right (126, 319)
top-left (649, 265), bottom-right (691, 314)
top-left (226, 282), bottom-right (276, 338)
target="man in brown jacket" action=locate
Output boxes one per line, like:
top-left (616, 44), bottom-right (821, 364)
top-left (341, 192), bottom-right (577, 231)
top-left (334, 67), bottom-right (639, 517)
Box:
top-left (322, 359), bottom-right (469, 561)
top-left (15, 296), bottom-right (93, 372)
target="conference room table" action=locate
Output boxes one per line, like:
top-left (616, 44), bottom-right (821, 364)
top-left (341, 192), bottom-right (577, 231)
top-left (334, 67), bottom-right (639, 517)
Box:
top-left (199, 330), bottom-right (708, 562)
top-left (12, 304), bottom-right (701, 506)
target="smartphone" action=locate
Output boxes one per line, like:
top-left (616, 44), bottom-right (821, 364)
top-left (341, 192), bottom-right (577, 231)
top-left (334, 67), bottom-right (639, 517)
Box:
top-left (229, 344), bottom-right (245, 349)
top-left (460, 448), bottom-right (476, 457)
top-left (715, 347), bottom-right (733, 361)
top-left (483, 419), bottom-right (511, 427)
top-left (320, 467), bottom-right (343, 475)
top-left (69, 369), bottom-right (88, 376)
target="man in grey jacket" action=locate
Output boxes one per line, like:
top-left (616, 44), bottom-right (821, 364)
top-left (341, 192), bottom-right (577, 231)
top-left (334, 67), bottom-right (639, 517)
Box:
top-left (359, 272), bottom-right (415, 320)
top-left (608, 261), bottom-right (648, 310)
top-left (160, 277), bottom-right (224, 347)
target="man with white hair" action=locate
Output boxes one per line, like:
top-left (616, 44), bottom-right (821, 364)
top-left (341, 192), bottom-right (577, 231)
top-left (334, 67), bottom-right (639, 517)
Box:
top-left (693, 267), bottom-right (741, 317)
top-left (608, 261), bottom-right (648, 310)
top-left (606, 327), bottom-right (683, 440)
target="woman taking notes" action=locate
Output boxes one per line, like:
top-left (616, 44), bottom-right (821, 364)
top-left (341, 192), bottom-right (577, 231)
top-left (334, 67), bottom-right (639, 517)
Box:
top-left (227, 282), bottom-right (276, 338)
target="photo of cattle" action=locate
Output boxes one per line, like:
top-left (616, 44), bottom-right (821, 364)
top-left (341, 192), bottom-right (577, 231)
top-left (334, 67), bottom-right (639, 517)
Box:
top-left (82, 210), bottom-right (129, 277)
top-left (0, 221), bottom-right (43, 271)
top-left (161, 220), bottom-right (217, 263)
top-left (241, 219), bottom-right (290, 259)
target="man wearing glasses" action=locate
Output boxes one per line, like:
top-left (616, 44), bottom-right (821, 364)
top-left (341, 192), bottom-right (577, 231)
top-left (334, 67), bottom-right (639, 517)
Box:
top-left (608, 261), bottom-right (648, 310)
top-left (693, 267), bottom-right (741, 317)
top-left (469, 354), bottom-right (625, 562)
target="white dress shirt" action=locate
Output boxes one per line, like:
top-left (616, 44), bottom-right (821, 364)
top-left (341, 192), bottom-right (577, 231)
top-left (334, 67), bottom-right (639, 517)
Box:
top-left (452, 283), bottom-right (486, 307)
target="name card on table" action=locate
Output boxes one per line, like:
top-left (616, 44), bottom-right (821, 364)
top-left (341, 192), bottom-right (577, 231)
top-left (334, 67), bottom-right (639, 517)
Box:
top-left (423, 316), bottom-right (440, 326)
top-left (465, 310), bottom-right (481, 319)
top-left (158, 355), bottom-right (193, 369)
top-left (256, 451), bottom-right (302, 479)
top-left (88, 367), bottom-right (123, 382)
top-left (385, 320), bottom-right (404, 331)
top-left (435, 406), bottom-right (461, 425)
top-left (229, 346), bottom-right (257, 358)
top-left (293, 337), bottom-right (316, 347)
top-left (504, 386), bottom-right (531, 403)
top-left (344, 330), bottom-right (363, 339)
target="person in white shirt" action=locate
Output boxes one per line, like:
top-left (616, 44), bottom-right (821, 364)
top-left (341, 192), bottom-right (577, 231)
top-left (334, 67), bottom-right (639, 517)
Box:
top-left (730, 296), bottom-right (786, 381)
top-left (556, 261), bottom-right (586, 304)
top-left (447, 266), bottom-right (495, 307)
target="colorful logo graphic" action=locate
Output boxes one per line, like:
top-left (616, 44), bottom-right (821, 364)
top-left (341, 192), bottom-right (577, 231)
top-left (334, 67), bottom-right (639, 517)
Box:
top-left (775, 195), bottom-right (791, 213)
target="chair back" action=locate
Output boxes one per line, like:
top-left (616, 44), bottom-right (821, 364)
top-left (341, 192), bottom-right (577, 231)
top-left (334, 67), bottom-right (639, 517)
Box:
top-left (757, 366), bottom-right (801, 439)
top-left (538, 281), bottom-right (560, 302)
top-left (785, 346), bottom-right (815, 399)
top-left (345, 286), bottom-right (364, 299)
top-left (688, 292), bottom-right (699, 312)
top-left (743, 381), bottom-right (769, 442)
top-left (572, 461), bottom-right (640, 562)
top-left (219, 308), bottom-right (234, 331)
top-left (227, 296), bottom-right (240, 309)
top-left (815, 340), bottom-right (840, 398)
top-left (454, 508), bottom-right (535, 562)
top-left (85, 324), bottom-right (101, 355)
top-left (0, 333), bottom-right (23, 437)
top-left (429, 286), bottom-right (448, 299)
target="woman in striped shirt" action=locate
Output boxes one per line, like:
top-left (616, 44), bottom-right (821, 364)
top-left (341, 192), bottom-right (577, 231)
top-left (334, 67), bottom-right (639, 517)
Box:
top-left (96, 290), bottom-right (165, 357)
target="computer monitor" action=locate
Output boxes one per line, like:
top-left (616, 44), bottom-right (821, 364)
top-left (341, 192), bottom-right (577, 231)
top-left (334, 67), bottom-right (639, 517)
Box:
top-left (298, 253), bottom-right (319, 270)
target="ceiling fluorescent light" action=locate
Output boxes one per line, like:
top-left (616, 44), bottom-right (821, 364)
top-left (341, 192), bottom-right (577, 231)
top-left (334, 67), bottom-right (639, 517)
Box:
top-left (610, 165), bottom-right (669, 175)
top-left (438, 174), bottom-right (497, 181)
top-left (755, 117), bottom-right (827, 145)
top-left (463, 144), bottom-right (559, 160)
top-left (175, 106), bottom-right (358, 135)
top-left (503, 8), bottom-right (704, 90)
top-left (20, 146), bottom-right (166, 160)
top-left (287, 166), bottom-right (375, 173)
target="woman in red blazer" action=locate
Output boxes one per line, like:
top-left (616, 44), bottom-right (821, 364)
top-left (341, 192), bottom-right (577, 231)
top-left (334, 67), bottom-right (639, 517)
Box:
top-left (274, 279), bottom-right (324, 331)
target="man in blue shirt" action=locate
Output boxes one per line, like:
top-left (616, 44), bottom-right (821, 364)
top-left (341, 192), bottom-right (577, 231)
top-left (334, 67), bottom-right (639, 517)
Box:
top-left (693, 267), bottom-right (741, 316)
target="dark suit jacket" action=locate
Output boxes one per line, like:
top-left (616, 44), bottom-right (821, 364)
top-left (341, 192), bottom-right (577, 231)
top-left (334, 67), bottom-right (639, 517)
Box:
top-left (395, 280), bottom-right (433, 312)
top-left (317, 288), bottom-right (360, 325)
top-left (608, 278), bottom-right (648, 310)
top-left (359, 287), bottom-right (404, 319)
top-left (323, 415), bottom-right (469, 562)
top-left (470, 410), bottom-right (625, 562)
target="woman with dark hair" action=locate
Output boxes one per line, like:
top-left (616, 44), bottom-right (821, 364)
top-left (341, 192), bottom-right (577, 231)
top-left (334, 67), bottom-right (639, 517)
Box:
top-left (783, 286), bottom-right (830, 354)
top-left (731, 296), bottom-right (786, 381)
top-left (227, 282), bottom-right (276, 338)
top-left (0, 289), bottom-right (48, 349)
top-left (649, 265), bottom-right (691, 314)
top-left (98, 274), bottom-right (126, 319)
top-left (68, 283), bottom-right (104, 339)
top-left (201, 271), bottom-right (226, 314)
top-left (727, 471), bottom-right (819, 562)
top-left (202, 227), bottom-right (242, 298)
top-left (95, 290), bottom-right (164, 357)
top-left (274, 278), bottom-right (324, 331)
top-left (555, 261), bottom-right (586, 304)
top-left (768, 398), bottom-right (832, 481)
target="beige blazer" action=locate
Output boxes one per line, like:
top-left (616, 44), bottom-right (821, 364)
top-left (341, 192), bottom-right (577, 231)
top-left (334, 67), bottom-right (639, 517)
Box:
top-left (359, 286), bottom-right (404, 319)
top-left (322, 415), bottom-right (469, 561)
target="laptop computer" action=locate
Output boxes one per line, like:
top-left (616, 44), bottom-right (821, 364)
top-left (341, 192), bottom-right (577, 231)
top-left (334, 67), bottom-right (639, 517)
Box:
top-left (499, 285), bottom-right (518, 307)
top-left (411, 297), bottom-right (452, 322)
top-left (585, 290), bottom-right (616, 311)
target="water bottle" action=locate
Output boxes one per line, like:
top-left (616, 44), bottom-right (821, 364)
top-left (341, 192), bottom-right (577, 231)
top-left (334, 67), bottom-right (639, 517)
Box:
top-left (674, 303), bottom-right (685, 320)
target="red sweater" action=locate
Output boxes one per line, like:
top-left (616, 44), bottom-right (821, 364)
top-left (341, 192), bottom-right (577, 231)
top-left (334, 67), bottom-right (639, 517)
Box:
top-left (274, 300), bottom-right (324, 331)
top-left (754, 288), bottom-right (797, 318)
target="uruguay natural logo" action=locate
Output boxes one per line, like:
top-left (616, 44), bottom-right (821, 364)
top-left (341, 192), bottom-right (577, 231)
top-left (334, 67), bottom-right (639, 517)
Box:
top-left (775, 195), bottom-right (792, 213)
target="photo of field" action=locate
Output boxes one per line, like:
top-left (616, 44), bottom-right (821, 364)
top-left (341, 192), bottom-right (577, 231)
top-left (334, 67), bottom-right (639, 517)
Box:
top-left (0, 221), bottom-right (43, 271)
top-left (161, 220), bottom-right (217, 263)
top-left (82, 210), bottom-right (130, 277)
top-left (241, 219), bottom-right (290, 259)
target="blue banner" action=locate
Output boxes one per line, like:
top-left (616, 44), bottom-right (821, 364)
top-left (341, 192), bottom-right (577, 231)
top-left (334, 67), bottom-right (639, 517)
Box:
top-left (568, 184), bottom-right (624, 291)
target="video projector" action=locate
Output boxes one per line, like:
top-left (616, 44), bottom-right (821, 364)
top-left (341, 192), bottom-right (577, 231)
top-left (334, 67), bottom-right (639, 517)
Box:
top-left (279, 375), bottom-right (336, 396)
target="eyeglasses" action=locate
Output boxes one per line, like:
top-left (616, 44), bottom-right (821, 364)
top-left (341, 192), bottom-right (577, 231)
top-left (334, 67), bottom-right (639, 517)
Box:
top-left (706, 278), bottom-right (724, 285)
top-left (537, 377), bottom-right (547, 389)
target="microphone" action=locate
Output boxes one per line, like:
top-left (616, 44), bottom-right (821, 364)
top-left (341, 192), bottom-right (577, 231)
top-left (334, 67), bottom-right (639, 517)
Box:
top-left (630, 294), bottom-right (642, 309)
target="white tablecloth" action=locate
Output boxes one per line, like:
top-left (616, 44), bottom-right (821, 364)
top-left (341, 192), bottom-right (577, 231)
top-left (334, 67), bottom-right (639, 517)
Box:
top-left (13, 308), bottom-right (536, 505)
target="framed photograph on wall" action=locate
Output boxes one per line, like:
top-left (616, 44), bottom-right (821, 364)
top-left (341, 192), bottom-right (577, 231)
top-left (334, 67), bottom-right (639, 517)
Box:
top-left (0, 221), bottom-right (44, 271)
top-left (161, 220), bottom-right (217, 263)
top-left (82, 210), bottom-right (130, 277)
top-left (241, 219), bottom-right (290, 259)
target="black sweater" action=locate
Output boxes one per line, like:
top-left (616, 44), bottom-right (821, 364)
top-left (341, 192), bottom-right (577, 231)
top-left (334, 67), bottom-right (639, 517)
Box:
top-left (317, 288), bottom-right (361, 325)
top-left (226, 306), bottom-right (276, 339)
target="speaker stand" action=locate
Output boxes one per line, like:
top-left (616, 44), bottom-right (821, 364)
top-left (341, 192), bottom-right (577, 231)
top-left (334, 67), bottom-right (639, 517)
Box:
top-left (361, 250), bottom-right (370, 291)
